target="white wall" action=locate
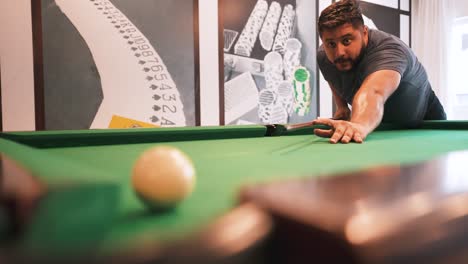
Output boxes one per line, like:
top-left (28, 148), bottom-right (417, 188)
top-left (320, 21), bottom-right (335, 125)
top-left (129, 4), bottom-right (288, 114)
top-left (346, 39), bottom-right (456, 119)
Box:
top-left (0, 0), bottom-right (36, 131)
top-left (455, 1), bottom-right (468, 18)
top-left (198, 0), bottom-right (220, 126)
top-left (318, 0), bottom-right (334, 118)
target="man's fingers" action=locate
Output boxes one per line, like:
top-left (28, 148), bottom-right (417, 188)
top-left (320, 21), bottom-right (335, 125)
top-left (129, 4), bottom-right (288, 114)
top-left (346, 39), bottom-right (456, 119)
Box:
top-left (314, 129), bottom-right (334, 138)
top-left (312, 118), bottom-right (335, 127)
top-left (353, 133), bottom-right (363, 143)
top-left (341, 128), bottom-right (354, 144)
top-left (330, 125), bottom-right (345, 144)
top-left (311, 119), bottom-right (366, 144)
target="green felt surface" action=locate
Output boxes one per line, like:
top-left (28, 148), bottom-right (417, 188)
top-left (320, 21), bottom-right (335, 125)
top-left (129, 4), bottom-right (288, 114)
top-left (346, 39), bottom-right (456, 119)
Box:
top-left (1, 122), bottom-right (468, 254)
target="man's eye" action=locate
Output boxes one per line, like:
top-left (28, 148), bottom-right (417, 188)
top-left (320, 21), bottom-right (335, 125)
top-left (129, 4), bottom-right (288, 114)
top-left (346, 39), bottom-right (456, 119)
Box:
top-left (327, 42), bottom-right (336, 48)
top-left (343, 39), bottom-right (351, 45)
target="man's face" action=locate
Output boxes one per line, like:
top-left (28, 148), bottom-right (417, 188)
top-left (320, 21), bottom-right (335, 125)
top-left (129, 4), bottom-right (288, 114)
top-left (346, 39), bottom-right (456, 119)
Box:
top-left (321, 23), bottom-right (368, 72)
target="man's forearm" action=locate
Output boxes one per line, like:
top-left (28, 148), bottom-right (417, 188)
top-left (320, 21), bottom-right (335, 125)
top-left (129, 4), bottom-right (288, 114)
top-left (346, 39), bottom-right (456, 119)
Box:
top-left (349, 70), bottom-right (401, 135)
top-left (350, 89), bottom-right (385, 135)
top-left (313, 71), bottom-right (400, 144)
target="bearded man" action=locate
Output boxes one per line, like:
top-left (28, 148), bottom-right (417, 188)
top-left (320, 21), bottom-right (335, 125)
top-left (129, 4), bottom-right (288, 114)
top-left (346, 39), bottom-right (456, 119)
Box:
top-left (313, 0), bottom-right (446, 144)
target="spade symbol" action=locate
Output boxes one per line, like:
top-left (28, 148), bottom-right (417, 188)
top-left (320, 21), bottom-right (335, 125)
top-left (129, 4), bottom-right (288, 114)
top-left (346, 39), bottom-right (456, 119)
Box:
top-left (150, 116), bottom-right (160, 123)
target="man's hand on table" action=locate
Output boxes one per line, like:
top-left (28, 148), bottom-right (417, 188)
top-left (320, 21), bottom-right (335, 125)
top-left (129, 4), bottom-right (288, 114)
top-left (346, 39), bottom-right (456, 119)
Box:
top-left (312, 118), bottom-right (370, 144)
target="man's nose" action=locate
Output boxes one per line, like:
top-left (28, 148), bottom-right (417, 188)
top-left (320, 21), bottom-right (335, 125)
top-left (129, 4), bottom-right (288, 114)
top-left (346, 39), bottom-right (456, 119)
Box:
top-left (335, 44), bottom-right (346, 58)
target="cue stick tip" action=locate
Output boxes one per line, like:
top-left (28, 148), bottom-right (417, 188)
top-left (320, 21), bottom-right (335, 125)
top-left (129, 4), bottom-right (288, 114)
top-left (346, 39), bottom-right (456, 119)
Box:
top-left (265, 124), bottom-right (287, 137)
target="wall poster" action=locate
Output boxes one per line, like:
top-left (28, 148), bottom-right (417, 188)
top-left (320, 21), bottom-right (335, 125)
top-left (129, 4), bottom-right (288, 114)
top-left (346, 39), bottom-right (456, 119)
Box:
top-left (32, 0), bottom-right (200, 130)
top-left (220, 0), bottom-right (318, 125)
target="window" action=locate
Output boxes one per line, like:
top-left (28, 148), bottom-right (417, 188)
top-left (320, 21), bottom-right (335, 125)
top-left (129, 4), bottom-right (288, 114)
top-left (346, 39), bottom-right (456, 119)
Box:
top-left (449, 16), bottom-right (468, 119)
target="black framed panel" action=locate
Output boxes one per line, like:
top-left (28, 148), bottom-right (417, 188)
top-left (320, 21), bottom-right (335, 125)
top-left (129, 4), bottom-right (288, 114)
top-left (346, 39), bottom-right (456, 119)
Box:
top-left (31, 0), bottom-right (200, 130)
top-left (360, 1), bottom-right (412, 47)
top-left (31, 0), bottom-right (45, 131)
top-left (193, 0), bottom-right (201, 126)
top-left (218, 1), bottom-right (225, 125)
top-left (219, 0), bottom-right (318, 126)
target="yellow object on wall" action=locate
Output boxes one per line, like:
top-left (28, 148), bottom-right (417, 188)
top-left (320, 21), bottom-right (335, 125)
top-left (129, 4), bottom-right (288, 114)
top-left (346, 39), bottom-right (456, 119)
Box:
top-left (108, 115), bottom-right (159, 129)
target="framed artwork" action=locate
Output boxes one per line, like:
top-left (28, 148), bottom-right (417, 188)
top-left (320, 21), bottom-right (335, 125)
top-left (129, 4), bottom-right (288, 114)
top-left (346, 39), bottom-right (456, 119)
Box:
top-left (359, 0), bottom-right (411, 46)
top-left (219, 0), bottom-right (318, 125)
top-left (31, 0), bottom-right (200, 130)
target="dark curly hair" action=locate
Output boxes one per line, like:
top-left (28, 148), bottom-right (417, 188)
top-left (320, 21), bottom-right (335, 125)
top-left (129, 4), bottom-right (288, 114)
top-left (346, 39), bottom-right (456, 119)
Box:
top-left (318, 0), bottom-right (364, 36)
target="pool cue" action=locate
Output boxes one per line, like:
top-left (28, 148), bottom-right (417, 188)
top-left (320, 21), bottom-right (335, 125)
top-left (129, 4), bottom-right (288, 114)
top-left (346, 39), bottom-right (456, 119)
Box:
top-left (282, 121), bottom-right (316, 131)
top-left (266, 121), bottom-right (323, 136)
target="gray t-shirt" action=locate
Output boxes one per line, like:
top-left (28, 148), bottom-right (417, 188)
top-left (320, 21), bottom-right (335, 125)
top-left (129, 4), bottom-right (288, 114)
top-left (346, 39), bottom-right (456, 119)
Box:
top-left (317, 29), bottom-right (433, 125)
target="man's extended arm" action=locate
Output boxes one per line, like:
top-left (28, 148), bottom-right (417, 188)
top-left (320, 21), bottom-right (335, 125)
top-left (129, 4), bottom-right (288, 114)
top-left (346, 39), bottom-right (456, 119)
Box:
top-left (313, 70), bottom-right (401, 143)
top-left (350, 70), bottom-right (400, 133)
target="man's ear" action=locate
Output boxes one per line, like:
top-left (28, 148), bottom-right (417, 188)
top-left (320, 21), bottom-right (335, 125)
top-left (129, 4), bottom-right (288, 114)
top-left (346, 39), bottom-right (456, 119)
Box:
top-left (362, 25), bottom-right (369, 44)
top-left (363, 25), bottom-right (368, 35)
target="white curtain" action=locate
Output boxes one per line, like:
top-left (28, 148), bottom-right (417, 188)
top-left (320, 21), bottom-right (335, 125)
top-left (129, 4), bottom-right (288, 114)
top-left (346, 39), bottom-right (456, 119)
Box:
top-left (412, 0), bottom-right (457, 118)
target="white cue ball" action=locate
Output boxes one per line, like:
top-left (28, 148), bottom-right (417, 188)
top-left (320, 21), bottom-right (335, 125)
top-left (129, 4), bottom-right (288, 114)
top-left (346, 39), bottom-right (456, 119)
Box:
top-left (132, 146), bottom-right (196, 208)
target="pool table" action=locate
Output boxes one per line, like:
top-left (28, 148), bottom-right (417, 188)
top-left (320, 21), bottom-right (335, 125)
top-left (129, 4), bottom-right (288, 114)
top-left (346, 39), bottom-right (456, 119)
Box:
top-left (1, 120), bottom-right (468, 263)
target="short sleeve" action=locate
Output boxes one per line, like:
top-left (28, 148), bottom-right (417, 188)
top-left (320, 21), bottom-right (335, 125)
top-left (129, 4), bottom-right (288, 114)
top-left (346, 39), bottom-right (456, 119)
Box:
top-left (361, 42), bottom-right (409, 79)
